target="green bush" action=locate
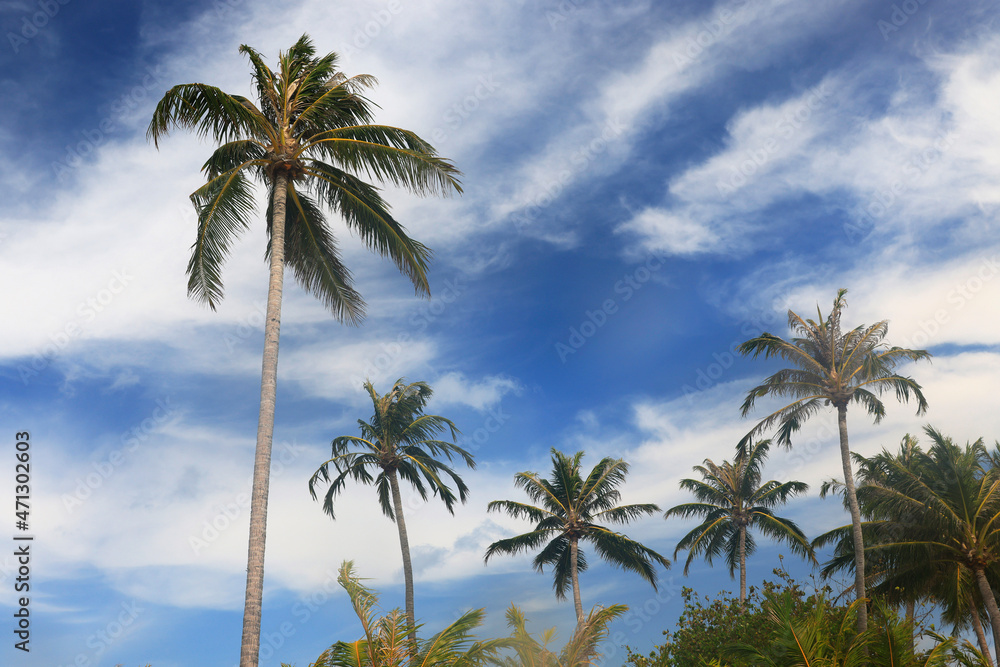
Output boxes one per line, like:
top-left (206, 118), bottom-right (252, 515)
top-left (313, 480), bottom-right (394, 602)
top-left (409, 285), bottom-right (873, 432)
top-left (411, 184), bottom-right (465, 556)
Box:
top-left (625, 566), bottom-right (989, 667)
top-left (625, 567), bottom-right (822, 667)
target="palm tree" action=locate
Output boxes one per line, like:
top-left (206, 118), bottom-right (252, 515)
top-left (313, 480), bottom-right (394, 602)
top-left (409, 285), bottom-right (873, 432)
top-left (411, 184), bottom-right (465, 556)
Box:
top-left (815, 435), bottom-right (996, 660)
top-left (308, 561), bottom-right (507, 667)
top-left (309, 379), bottom-right (475, 637)
top-left (814, 435), bottom-right (929, 654)
top-left (148, 35), bottom-right (461, 665)
top-left (484, 449), bottom-right (670, 626)
top-left (665, 439), bottom-right (814, 603)
top-left (814, 438), bottom-right (922, 599)
top-left (844, 427), bottom-right (1000, 666)
top-left (738, 288), bottom-right (930, 631)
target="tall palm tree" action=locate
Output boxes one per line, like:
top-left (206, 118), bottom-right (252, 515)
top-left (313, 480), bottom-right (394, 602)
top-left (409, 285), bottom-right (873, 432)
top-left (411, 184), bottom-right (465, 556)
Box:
top-left (484, 449), bottom-right (670, 626)
top-left (738, 288), bottom-right (930, 631)
top-left (148, 35), bottom-right (461, 666)
top-left (665, 439), bottom-right (814, 603)
top-left (309, 379), bottom-right (475, 637)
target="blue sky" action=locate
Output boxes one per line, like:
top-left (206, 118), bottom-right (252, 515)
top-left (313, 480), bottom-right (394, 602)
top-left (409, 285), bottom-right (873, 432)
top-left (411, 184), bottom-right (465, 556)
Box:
top-left (2, 0), bottom-right (1000, 665)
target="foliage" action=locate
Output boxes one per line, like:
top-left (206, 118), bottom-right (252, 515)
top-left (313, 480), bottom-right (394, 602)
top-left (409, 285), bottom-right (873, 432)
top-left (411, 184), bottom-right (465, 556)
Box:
top-left (149, 34), bottom-right (461, 666)
top-left (625, 567), bottom-right (820, 667)
top-left (303, 562), bottom-right (508, 667)
top-left (625, 586), bottom-right (773, 667)
top-left (148, 34), bottom-right (461, 316)
top-left (489, 603), bottom-right (628, 667)
top-left (815, 427), bottom-right (1000, 665)
top-left (737, 288), bottom-right (930, 447)
top-left (737, 287), bottom-right (930, 632)
top-left (722, 594), bottom-right (960, 667)
top-left (816, 435), bottom-right (993, 647)
top-left (625, 564), bottom-right (992, 667)
top-left (290, 562), bottom-right (628, 667)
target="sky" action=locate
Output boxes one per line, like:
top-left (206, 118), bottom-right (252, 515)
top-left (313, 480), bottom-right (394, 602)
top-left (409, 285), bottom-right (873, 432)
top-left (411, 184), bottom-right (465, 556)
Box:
top-left (1, 0), bottom-right (999, 665)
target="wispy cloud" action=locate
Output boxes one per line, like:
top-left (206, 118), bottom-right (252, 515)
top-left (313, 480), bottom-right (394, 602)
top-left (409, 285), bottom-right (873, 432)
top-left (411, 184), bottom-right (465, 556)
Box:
top-left (620, 33), bottom-right (1000, 260)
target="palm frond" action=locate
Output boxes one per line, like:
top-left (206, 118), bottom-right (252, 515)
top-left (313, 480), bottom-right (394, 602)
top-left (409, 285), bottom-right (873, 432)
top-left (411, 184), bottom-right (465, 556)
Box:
top-left (586, 526), bottom-right (670, 588)
top-left (266, 183), bottom-right (366, 323)
top-left (186, 166), bottom-right (258, 308)
top-left (147, 83), bottom-right (268, 148)
top-left (306, 124), bottom-right (462, 196)
top-left (306, 160), bottom-right (433, 296)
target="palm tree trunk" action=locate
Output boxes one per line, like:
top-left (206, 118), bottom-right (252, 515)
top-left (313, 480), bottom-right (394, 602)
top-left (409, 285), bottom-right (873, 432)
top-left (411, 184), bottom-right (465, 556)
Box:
top-left (240, 170), bottom-right (288, 667)
top-left (970, 598), bottom-right (995, 667)
top-left (739, 524), bottom-right (747, 605)
top-left (570, 537), bottom-right (584, 626)
top-left (836, 404), bottom-right (867, 633)
top-left (387, 469), bottom-right (417, 652)
top-left (974, 566), bottom-right (1000, 667)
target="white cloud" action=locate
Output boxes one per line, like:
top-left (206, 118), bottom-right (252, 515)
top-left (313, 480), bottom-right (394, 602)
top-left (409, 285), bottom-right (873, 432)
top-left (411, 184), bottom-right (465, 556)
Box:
top-left (620, 33), bottom-right (1000, 259)
top-left (5, 2), bottom-right (999, 652)
top-left (618, 208), bottom-right (725, 256)
top-left (431, 372), bottom-right (522, 411)
top-left (496, 0), bottom-right (858, 239)
top-left (280, 338), bottom-right (439, 403)
top-left (716, 247), bottom-right (1000, 356)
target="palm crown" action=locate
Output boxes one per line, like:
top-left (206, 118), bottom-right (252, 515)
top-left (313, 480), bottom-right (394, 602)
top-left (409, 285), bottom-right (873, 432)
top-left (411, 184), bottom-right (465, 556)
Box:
top-left (484, 449), bottom-right (669, 625)
top-left (856, 428), bottom-right (1000, 665)
top-left (815, 432), bottom-right (1000, 660)
top-left (309, 379), bottom-right (474, 519)
top-left (739, 288), bottom-right (930, 446)
top-left (490, 603), bottom-right (628, 667)
top-left (148, 34), bottom-right (461, 319)
top-left (311, 561), bottom-right (507, 667)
